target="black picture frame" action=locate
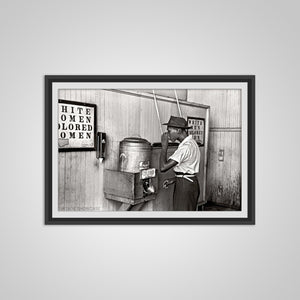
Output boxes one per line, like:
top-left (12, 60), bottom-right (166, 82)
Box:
top-left (45, 75), bottom-right (255, 225)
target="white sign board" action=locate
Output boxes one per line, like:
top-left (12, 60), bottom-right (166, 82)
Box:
top-left (187, 117), bottom-right (205, 146)
top-left (58, 100), bottom-right (96, 150)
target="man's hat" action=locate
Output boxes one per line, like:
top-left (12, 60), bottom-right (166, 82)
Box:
top-left (163, 116), bottom-right (192, 129)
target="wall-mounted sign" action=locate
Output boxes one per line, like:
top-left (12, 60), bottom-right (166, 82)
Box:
top-left (187, 117), bottom-right (205, 146)
top-left (58, 99), bottom-right (97, 151)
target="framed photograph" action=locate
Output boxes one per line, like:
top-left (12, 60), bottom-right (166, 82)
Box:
top-left (45, 75), bottom-right (255, 224)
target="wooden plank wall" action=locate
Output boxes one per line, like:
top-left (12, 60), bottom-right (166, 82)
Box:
top-left (188, 90), bottom-right (241, 209)
top-left (58, 89), bottom-right (208, 211)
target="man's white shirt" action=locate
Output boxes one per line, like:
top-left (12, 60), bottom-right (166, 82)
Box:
top-left (169, 135), bottom-right (200, 174)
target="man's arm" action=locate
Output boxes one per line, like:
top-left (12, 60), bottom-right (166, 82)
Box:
top-left (160, 132), bottom-right (178, 172)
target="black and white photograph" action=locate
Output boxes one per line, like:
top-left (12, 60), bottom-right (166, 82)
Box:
top-left (45, 75), bottom-right (255, 224)
top-left (3, 1), bottom-right (300, 299)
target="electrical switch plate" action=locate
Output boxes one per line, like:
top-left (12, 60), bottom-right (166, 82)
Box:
top-left (218, 149), bottom-right (224, 161)
top-left (217, 185), bottom-right (223, 196)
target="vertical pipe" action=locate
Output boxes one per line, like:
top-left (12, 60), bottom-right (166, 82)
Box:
top-left (174, 90), bottom-right (182, 117)
top-left (152, 90), bottom-right (163, 134)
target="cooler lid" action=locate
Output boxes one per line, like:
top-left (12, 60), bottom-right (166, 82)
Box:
top-left (121, 137), bottom-right (151, 145)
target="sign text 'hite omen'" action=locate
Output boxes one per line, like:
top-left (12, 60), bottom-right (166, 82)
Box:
top-left (58, 100), bottom-right (96, 150)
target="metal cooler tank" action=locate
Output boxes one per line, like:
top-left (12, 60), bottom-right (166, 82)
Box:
top-left (119, 137), bottom-right (151, 172)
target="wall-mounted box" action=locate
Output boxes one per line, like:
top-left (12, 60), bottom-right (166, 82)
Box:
top-left (218, 149), bottom-right (224, 161)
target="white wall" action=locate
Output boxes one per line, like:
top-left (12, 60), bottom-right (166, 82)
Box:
top-left (1, 1), bottom-right (299, 299)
